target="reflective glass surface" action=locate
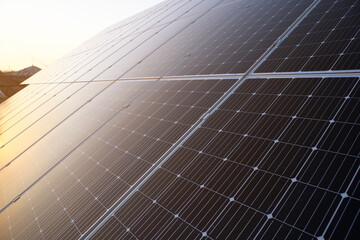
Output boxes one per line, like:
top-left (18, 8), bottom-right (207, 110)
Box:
top-left (93, 77), bottom-right (359, 239)
top-left (1, 0), bottom-right (359, 239)
top-left (257, 0), bottom-right (360, 72)
top-left (0, 79), bottom-right (236, 239)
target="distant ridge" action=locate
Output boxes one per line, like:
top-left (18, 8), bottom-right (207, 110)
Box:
top-left (11, 65), bottom-right (41, 77)
top-left (0, 65), bottom-right (40, 102)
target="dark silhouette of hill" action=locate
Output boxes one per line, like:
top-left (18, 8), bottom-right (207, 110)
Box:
top-left (12, 65), bottom-right (41, 77)
top-left (0, 66), bottom-right (41, 103)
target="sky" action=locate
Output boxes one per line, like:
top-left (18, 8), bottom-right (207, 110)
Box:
top-left (0, 0), bottom-right (164, 71)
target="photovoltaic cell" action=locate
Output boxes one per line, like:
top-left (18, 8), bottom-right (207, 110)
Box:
top-left (92, 77), bottom-right (359, 239)
top-left (324, 198), bottom-right (360, 239)
top-left (256, 0), bottom-right (360, 72)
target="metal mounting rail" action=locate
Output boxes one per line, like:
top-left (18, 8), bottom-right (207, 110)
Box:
top-left (250, 70), bottom-right (360, 79)
top-left (23, 68), bottom-right (360, 86)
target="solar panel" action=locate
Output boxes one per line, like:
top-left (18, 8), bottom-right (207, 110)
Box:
top-left (256, 0), bottom-right (360, 72)
top-left (0, 0), bottom-right (359, 239)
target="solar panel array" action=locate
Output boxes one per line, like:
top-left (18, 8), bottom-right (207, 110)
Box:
top-left (0, 0), bottom-right (359, 239)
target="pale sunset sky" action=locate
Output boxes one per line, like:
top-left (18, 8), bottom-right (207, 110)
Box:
top-left (0, 0), bottom-right (164, 71)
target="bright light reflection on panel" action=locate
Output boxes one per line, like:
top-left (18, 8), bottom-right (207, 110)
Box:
top-left (0, 79), bottom-right (236, 239)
